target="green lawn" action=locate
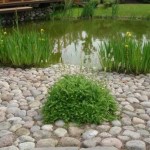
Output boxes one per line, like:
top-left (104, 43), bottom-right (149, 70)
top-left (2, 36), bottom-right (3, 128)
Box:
top-left (53, 4), bottom-right (150, 19)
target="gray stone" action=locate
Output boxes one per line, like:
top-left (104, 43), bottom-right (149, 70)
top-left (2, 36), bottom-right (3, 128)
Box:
top-left (101, 138), bottom-right (122, 149)
top-left (30, 126), bottom-right (40, 132)
top-left (137, 129), bottom-right (149, 137)
top-left (144, 138), bottom-right (150, 144)
top-left (16, 128), bottom-right (30, 136)
top-left (111, 120), bottom-right (121, 127)
top-left (23, 121), bottom-right (34, 128)
top-left (0, 146), bottom-right (19, 150)
top-left (82, 137), bottom-right (101, 148)
top-left (41, 125), bottom-right (53, 131)
top-left (126, 140), bottom-right (146, 150)
top-left (14, 110), bottom-right (26, 117)
top-left (18, 135), bottom-right (35, 143)
top-left (124, 105), bottom-right (134, 111)
top-left (80, 147), bottom-right (118, 150)
top-left (7, 108), bottom-right (20, 115)
top-left (68, 127), bottom-right (84, 137)
top-left (31, 89), bottom-right (41, 97)
top-left (0, 110), bottom-right (5, 122)
top-left (60, 137), bottom-right (80, 147)
top-left (117, 135), bottom-right (130, 142)
top-left (109, 127), bottom-right (122, 135)
top-left (54, 128), bottom-right (67, 137)
top-left (123, 126), bottom-right (135, 131)
top-left (0, 122), bottom-right (11, 130)
top-left (133, 117), bottom-right (145, 124)
top-left (55, 120), bottom-right (65, 127)
top-left (19, 142), bottom-right (35, 150)
top-left (32, 148), bottom-right (78, 150)
top-left (10, 124), bottom-right (22, 132)
top-left (141, 102), bottom-right (150, 107)
top-left (82, 129), bottom-right (98, 140)
top-left (0, 130), bottom-right (12, 138)
top-left (123, 130), bottom-right (140, 139)
top-left (99, 132), bottom-right (112, 138)
top-left (97, 125), bottom-right (110, 132)
top-left (127, 97), bottom-right (139, 103)
top-left (0, 134), bottom-right (16, 148)
top-left (33, 130), bottom-right (51, 140)
top-left (36, 138), bottom-right (58, 147)
top-left (29, 101), bottom-right (41, 108)
top-left (122, 117), bottom-right (131, 125)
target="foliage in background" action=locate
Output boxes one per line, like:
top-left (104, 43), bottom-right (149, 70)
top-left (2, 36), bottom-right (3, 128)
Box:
top-left (111, 0), bottom-right (119, 18)
top-left (80, 1), bottom-right (98, 18)
top-left (42, 74), bottom-right (118, 124)
top-left (0, 28), bottom-right (53, 68)
top-left (103, 0), bottom-right (116, 8)
top-left (99, 32), bottom-right (150, 74)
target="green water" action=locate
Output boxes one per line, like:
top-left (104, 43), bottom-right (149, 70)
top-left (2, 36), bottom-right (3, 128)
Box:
top-left (22, 19), bottom-right (150, 68)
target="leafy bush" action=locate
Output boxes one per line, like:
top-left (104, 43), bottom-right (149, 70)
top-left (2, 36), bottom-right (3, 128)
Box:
top-left (99, 32), bottom-right (150, 74)
top-left (80, 1), bottom-right (96, 18)
top-left (42, 75), bottom-right (118, 124)
top-left (0, 28), bottom-right (53, 68)
top-left (103, 0), bottom-right (116, 8)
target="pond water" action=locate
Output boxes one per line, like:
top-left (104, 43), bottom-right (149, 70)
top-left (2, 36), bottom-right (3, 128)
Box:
top-left (22, 19), bottom-right (150, 68)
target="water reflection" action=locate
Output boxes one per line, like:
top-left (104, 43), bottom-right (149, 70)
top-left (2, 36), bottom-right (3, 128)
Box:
top-left (21, 20), bottom-right (150, 68)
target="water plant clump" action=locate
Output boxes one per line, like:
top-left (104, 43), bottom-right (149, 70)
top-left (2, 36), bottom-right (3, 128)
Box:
top-left (42, 74), bottom-right (118, 124)
top-left (0, 28), bottom-right (53, 68)
top-left (80, 0), bottom-right (98, 19)
top-left (99, 32), bottom-right (150, 74)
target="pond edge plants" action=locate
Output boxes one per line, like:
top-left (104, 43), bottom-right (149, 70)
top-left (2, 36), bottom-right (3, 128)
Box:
top-left (99, 32), bottom-right (150, 74)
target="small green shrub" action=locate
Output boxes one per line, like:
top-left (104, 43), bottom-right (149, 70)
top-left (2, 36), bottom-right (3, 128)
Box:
top-left (103, 0), bottom-right (116, 8)
top-left (42, 74), bottom-right (118, 124)
top-left (80, 1), bottom-right (96, 18)
top-left (0, 28), bottom-right (53, 68)
top-left (99, 32), bottom-right (150, 74)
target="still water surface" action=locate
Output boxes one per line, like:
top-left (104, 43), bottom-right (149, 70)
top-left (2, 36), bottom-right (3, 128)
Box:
top-left (22, 19), bottom-right (150, 68)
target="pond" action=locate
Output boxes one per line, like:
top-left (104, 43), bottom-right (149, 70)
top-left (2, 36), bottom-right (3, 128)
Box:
top-left (22, 19), bottom-right (150, 69)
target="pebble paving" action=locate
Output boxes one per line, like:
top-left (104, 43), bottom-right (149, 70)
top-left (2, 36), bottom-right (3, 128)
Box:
top-left (0, 64), bottom-right (150, 150)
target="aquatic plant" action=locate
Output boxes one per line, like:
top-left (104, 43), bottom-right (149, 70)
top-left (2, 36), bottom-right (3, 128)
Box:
top-left (80, 1), bottom-right (97, 19)
top-left (99, 32), bottom-right (150, 74)
top-left (42, 74), bottom-right (118, 124)
top-left (0, 28), bottom-right (53, 68)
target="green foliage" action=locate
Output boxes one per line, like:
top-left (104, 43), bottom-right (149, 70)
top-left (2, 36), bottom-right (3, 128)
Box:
top-left (103, 0), bottom-right (116, 8)
top-left (0, 28), bottom-right (53, 68)
top-left (42, 74), bottom-right (118, 124)
top-left (81, 1), bottom-right (96, 18)
top-left (99, 32), bottom-right (150, 74)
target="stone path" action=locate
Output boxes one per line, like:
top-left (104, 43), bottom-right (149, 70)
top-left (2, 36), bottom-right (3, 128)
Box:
top-left (0, 64), bottom-right (150, 150)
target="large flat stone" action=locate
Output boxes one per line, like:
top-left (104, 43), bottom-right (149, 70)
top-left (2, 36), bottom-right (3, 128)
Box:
top-left (32, 147), bottom-right (118, 150)
top-left (80, 147), bottom-right (118, 150)
top-left (32, 147), bottom-right (79, 150)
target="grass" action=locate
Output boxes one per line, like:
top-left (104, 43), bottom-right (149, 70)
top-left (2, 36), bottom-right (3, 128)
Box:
top-left (99, 32), bottom-right (150, 74)
top-left (0, 28), bottom-right (53, 68)
top-left (52, 4), bottom-right (150, 19)
top-left (42, 74), bottom-right (118, 124)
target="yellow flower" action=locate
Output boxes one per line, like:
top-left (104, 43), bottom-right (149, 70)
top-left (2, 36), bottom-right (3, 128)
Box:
top-left (3, 32), bottom-right (7, 35)
top-left (40, 29), bottom-right (44, 32)
top-left (125, 45), bottom-right (128, 48)
top-left (126, 32), bottom-right (132, 37)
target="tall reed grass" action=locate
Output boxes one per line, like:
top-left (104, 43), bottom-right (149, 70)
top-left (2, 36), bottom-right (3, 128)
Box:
top-left (0, 28), bottom-right (53, 68)
top-left (99, 32), bottom-right (150, 74)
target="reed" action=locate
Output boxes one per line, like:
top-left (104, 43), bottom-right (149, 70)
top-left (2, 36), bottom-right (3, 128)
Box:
top-left (0, 28), bottom-right (53, 68)
top-left (99, 32), bottom-right (150, 74)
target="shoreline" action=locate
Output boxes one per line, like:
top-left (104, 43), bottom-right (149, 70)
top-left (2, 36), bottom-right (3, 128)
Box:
top-left (0, 64), bottom-right (150, 149)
